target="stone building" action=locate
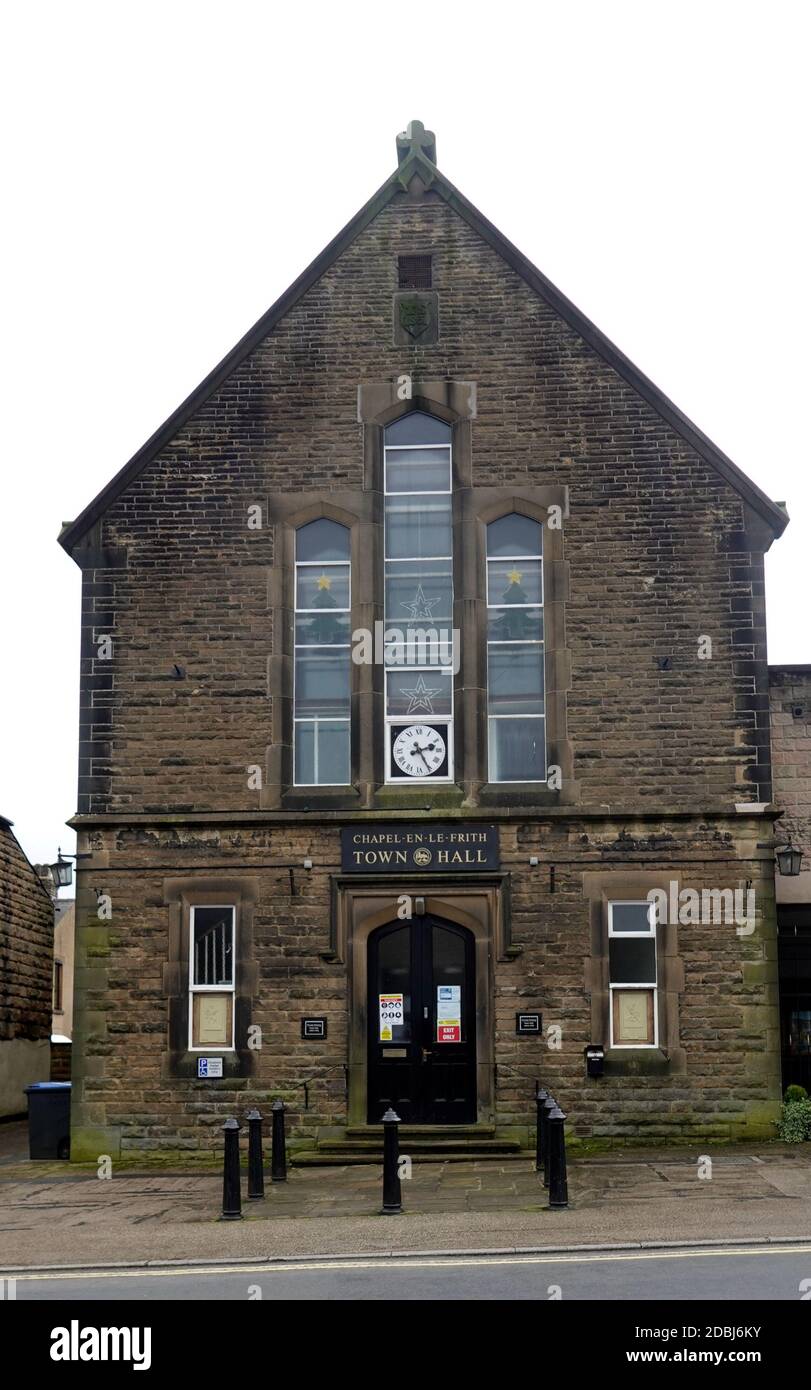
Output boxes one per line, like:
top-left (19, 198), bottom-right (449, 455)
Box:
top-left (769, 665), bottom-right (811, 1093)
top-left (58, 122), bottom-right (790, 1160)
top-left (0, 816), bottom-right (54, 1116)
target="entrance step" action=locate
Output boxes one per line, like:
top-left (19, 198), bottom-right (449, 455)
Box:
top-left (291, 1129), bottom-right (527, 1166)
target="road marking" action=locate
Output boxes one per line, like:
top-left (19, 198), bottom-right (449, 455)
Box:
top-left (9, 1244), bottom-right (811, 1283)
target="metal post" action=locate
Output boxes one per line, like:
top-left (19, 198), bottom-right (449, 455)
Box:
top-left (246, 1108), bottom-right (264, 1200)
top-left (381, 1107), bottom-right (402, 1214)
top-left (221, 1117), bottom-right (242, 1221)
top-left (547, 1104), bottom-right (569, 1210)
top-left (535, 1087), bottom-right (549, 1174)
top-left (542, 1095), bottom-right (557, 1188)
top-left (271, 1099), bottom-right (287, 1182)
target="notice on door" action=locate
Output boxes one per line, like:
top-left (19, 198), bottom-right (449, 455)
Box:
top-left (437, 984), bottom-right (461, 1043)
top-left (379, 993), bottom-right (404, 1042)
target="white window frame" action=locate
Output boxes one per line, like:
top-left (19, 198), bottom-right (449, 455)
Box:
top-left (607, 899), bottom-right (658, 1049)
top-left (383, 427), bottom-right (454, 783)
top-left (486, 520), bottom-right (546, 783)
top-left (293, 531), bottom-right (352, 788)
top-left (188, 905), bottom-right (236, 1052)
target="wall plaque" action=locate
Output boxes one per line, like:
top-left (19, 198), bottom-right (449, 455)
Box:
top-left (301, 1017), bottom-right (327, 1040)
top-left (341, 824), bottom-right (499, 873)
top-left (516, 1012), bottom-right (542, 1036)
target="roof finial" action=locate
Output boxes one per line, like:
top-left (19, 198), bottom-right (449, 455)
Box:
top-left (396, 120), bottom-right (436, 166)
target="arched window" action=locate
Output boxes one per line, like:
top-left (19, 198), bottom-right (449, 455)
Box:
top-left (294, 518), bottom-right (351, 785)
top-left (486, 513), bottom-right (545, 782)
top-left (383, 411), bottom-right (454, 782)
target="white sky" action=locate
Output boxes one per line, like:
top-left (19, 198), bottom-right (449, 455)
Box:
top-left (1, 0), bottom-right (808, 870)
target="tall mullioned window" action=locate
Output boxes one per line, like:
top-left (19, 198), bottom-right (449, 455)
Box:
top-left (384, 412), bottom-right (454, 782)
top-left (294, 518), bottom-right (351, 785)
top-left (486, 513), bottom-right (545, 782)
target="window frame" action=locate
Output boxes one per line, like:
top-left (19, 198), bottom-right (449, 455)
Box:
top-left (293, 520), bottom-right (352, 788)
top-left (607, 899), bottom-right (659, 1049)
top-left (188, 904), bottom-right (237, 1053)
top-left (53, 958), bottom-right (64, 1014)
top-left (486, 513), bottom-right (546, 784)
top-left (383, 416), bottom-right (455, 784)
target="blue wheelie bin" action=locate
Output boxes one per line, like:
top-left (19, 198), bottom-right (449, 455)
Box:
top-left (24, 1082), bottom-right (71, 1159)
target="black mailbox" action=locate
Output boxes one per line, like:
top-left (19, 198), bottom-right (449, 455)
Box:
top-left (585, 1045), bottom-right (605, 1078)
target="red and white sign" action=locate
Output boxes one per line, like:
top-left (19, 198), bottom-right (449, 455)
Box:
top-left (437, 1024), bottom-right (461, 1044)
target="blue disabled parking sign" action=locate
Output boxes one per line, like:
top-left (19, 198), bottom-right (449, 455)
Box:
top-left (197, 1057), bottom-right (223, 1078)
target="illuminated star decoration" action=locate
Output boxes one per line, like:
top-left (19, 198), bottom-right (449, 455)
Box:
top-left (317, 573), bottom-right (332, 590)
top-left (401, 674), bottom-right (442, 715)
top-left (507, 568), bottom-right (522, 585)
top-left (402, 585), bottom-right (440, 621)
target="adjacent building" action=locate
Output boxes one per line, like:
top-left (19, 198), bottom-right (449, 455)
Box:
top-left (0, 816), bottom-right (54, 1116)
top-left (770, 665), bottom-right (811, 1093)
top-left (58, 123), bottom-right (790, 1160)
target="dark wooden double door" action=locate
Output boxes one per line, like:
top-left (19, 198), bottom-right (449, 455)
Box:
top-left (367, 915), bottom-right (476, 1124)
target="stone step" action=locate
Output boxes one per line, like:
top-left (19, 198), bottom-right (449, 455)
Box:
top-left (291, 1146), bottom-right (532, 1167)
top-left (344, 1124), bottom-right (498, 1139)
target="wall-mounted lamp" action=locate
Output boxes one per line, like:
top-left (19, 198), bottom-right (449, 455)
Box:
top-left (49, 848), bottom-right (74, 889)
top-left (776, 841), bottom-right (804, 877)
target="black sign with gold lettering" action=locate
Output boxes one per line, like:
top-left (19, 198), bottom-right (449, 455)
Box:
top-left (341, 824), bottom-right (499, 873)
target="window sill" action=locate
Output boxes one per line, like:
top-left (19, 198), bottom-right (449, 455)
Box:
top-left (282, 786), bottom-right (362, 812)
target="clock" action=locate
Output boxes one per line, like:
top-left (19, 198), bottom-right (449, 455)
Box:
top-left (390, 723), bottom-right (448, 779)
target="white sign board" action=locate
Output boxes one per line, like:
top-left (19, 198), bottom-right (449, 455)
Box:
top-left (379, 993), bottom-right (404, 1041)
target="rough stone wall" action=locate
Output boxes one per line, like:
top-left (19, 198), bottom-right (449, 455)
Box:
top-left (69, 816), bottom-right (778, 1157)
top-left (0, 825), bottom-right (53, 1044)
top-left (75, 193), bottom-right (771, 817)
top-left (0, 824), bottom-right (54, 1115)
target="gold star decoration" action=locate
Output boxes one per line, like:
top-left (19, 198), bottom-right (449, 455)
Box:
top-left (507, 568), bottom-right (522, 585)
top-left (317, 573), bottom-right (332, 590)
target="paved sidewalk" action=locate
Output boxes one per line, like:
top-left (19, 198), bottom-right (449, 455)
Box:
top-left (2, 1121), bottom-right (811, 1271)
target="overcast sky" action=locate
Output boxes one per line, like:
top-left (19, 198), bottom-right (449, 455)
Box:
top-left (1, 1), bottom-right (808, 871)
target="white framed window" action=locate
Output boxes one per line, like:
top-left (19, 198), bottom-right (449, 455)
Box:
top-left (486, 513), bottom-right (545, 782)
top-left (384, 412), bottom-right (454, 783)
top-left (189, 905), bottom-right (236, 1051)
top-left (608, 900), bottom-right (658, 1048)
top-left (294, 518), bottom-right (351, 786)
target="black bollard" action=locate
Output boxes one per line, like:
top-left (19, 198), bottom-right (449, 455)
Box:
top-left (542, 1094), bottom-right (557, 1188)
top-left (221, 1117), bottom-right (242, 1221)
top-left (271, 1099), bottom-right (287, 1182)
top-left (246, 1108), bottom-right (264, 1200)
top-left (535, 1087), bottom-right (549, 1174)
top-left (381, 1107), bottom-right (402, 1214)
top-left (547, 1104), bottom-right (569, 1210)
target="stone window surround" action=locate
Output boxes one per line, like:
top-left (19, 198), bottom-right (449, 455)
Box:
top-left (264, 378), bottom-right (575, 809)
top-left (161, 876), bottom-right (259, 1080)
top-left (582, 869), bottom-right (686, 1077)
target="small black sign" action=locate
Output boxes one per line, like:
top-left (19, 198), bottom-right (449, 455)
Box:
top-left (341, 824), bottom-right (499, 874)
top-left (516, 1012), bottom-right (542, 1036)
top-left (301, 1017), bottom-right (327, 1040)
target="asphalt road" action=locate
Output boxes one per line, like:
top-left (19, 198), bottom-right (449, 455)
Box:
top-left (8, 1245), bottom-right (811, 1300)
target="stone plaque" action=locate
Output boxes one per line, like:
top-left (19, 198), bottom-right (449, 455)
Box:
top-left (393, 291), bottom-right (439, 346)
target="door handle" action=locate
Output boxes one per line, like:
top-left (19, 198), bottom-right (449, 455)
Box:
top-left (421, 1047), bottom-right (432, 1063)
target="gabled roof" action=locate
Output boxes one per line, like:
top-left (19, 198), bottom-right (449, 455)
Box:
top-left (58, 121), bottom-right (788, 557)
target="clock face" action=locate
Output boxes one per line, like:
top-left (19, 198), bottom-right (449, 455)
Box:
top-left (391, 724), bottom-right (447, 778)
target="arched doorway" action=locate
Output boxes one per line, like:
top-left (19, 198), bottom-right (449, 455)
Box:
top-left (367, 915), bottom-right (476, 1124)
